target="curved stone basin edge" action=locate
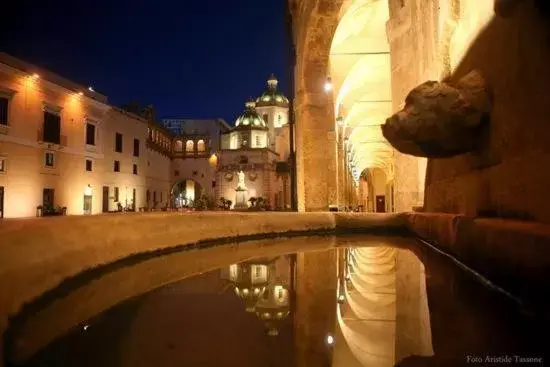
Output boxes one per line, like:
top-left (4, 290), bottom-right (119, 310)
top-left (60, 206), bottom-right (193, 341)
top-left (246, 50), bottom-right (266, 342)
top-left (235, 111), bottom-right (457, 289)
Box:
top-left (0, 211), bottom-right (549, 365)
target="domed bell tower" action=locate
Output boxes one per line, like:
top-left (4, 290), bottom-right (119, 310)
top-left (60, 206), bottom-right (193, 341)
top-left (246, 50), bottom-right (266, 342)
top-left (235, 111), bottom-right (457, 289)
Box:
top-left (255, 74), bottom-right (290, 154)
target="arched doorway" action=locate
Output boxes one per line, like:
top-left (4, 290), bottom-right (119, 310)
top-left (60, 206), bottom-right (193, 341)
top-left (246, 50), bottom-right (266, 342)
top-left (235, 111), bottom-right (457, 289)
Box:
top-left (171, 179), bottom-right (203, 208)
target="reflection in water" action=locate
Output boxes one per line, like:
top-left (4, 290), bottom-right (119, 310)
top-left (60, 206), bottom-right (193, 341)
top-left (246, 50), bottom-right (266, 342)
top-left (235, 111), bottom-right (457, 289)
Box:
top-left (220, 256), bottom-right (292, 336)
top-left (5, 235), bottom-right (549, 367)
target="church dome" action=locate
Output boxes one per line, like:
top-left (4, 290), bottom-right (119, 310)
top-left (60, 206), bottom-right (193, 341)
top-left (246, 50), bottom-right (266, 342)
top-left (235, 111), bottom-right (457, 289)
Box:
top-left (255, 74), bottom-right (290, 108)
top-left (234, 99), bottom-right (268, 130)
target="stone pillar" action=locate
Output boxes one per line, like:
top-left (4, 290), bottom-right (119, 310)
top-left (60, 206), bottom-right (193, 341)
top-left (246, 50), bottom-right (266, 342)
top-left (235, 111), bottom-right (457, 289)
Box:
top-left (394, 153), bottom-right (420, 212)
top-left (395, 249), bottom-right (434, 361)
top-left (295, 247), bottom-right (337, 367)
top-left (337, 136), bottom-right (346, 209)
top-left (295, 91), bottom-right (338, 212)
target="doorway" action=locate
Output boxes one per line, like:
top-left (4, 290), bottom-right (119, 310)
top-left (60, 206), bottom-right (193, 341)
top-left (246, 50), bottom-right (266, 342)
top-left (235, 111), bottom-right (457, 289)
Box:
top-left (43, 188), bottom-right (54, 208)
top-left (83, 195), bottom-right (92, 215)
top-left (0, 186), bottom-right (4, 218)
top-left (375, 195), bottom-right (386, 213)
top-left (102, 186), bottom-right (109, 213)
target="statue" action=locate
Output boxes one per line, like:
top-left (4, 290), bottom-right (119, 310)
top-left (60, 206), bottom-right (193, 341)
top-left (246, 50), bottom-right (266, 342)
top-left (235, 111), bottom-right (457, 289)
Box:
top-left (236, 170), bottom-right (246, 190)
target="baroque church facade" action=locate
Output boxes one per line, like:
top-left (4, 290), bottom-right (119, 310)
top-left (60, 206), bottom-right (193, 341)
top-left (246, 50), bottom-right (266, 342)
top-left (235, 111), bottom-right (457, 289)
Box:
top-left (165, 75), bottom-right (292, 211)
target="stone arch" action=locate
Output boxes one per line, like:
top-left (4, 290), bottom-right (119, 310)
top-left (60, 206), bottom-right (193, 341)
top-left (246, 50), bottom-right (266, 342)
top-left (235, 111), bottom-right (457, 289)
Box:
top-left (174, 139), bottom-right (183, 152)
top-left (197, 139), bottom-right (206, 152)
top-left (185, 140), bottom-right (194, 153)
top-left (171, 179), bottom-right (203, 207)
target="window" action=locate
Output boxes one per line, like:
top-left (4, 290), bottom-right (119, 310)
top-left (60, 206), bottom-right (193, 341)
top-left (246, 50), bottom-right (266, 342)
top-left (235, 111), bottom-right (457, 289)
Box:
top-left (0, 97), bottom-right (8, 125)
top-left (44, 152), bottom-right (55, 167)
top-left (263, 114), bottom-right (268, 124)
top-left (0, 157), bottom-right (5, 173)
top-left (197, 139), bottom-right (205, 152)
top-left (114, 160), bottom-right (120, 172)
top-left (255, 135), bottom-right (260, 147)
top-left (133, 138), bottom-right (140, 157)
top-left (153, 191), bottom-right (157, 203)
top-left (212, 180), bottom-right (216, 188)
top-left (85, 159), bottom-right (92, 172)
top-left (114, 187), bottom-right (119, 202)
top-left (160, 192), bottom-right (163, 202)
top-left (278, 114), bottom-right (282, 124)
top-left (133, 164), bottom-right (138, 175)
top-left (115, 133), bottom-right (123, 152)
top-left (174, 170), bottom-right (180, 177)
top-left (85, 123), bottom-right (96, 146)
top-left (43, 111), bottom-right (61, 144)
top-left (185, 140), bottom-right (194, 152)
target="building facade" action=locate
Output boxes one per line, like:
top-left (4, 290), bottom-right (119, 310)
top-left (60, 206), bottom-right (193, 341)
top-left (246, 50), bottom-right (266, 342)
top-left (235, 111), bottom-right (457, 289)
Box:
top-left (0, 53), bottom-right (292, 218)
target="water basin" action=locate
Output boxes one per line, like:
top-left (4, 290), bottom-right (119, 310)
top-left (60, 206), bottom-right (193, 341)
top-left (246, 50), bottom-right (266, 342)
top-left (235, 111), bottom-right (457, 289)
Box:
top-left (4, 235), bottom-right (548, 367)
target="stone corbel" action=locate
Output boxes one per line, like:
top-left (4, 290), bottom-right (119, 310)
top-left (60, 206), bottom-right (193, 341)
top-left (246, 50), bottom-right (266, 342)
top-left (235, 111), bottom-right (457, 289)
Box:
top-left (381, 69), bottom-right (491, 158)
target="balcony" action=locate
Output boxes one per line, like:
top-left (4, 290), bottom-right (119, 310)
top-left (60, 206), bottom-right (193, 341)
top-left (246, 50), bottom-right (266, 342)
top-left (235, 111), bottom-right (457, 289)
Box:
top-left (172, 150), bottom-right (211, 159)
top-left (37, 130), bottom-right (67, 149)
top-left (0, 123), bottom-right (9, 135)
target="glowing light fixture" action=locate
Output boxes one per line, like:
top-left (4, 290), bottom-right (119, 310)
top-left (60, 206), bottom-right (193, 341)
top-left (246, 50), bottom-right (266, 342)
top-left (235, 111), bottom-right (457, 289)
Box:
top-left (324, 77), bottom-right (333, 92)
top-left (338, 294), bottom-right (345, 303)
top-left (326, 334), bottom-right (335, 346)
top-left (88, 86), bottom-right (94, 92)
top-left (32, 73), bottom-right (40, 79)
top-left (78, 91), bottom-right (84, 96)
top-left (336, 116), bottom-right (344, 127)
top-left (84, 184), bottom-right (92, 197)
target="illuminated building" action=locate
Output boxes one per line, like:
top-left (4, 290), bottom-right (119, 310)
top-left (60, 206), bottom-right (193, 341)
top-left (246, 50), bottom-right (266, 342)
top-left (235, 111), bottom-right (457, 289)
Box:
top-left (0, 53), bottom-right (291, 218)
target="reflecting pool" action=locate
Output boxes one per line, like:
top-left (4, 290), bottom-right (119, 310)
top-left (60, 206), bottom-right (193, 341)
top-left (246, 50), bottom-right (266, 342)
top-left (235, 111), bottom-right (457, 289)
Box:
top-left (4, 235), bottom-right (549, 367)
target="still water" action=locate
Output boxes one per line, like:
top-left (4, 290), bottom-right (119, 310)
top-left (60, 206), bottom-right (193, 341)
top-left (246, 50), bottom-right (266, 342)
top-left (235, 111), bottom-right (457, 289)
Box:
top-left (4, 235), bottom-right (549, 367)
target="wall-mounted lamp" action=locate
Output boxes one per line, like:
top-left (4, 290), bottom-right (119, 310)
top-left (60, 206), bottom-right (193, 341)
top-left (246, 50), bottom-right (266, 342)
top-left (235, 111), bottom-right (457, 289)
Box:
top-left (84, 184), bottom-right (92, 197)
top-left (326, 334), bottom-right (335, 346)
top-left (337, 294), bottom-right (345, 304)
top-left (324, 77), bottom-right (333, 92)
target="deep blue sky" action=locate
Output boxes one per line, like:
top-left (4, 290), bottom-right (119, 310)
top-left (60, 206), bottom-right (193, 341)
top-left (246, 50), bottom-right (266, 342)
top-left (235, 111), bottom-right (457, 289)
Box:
top-left (2, 0), bottom-right (289, 124)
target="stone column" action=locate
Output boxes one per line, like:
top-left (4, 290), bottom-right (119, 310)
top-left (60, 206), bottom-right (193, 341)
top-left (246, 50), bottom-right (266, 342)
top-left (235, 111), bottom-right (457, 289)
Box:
top-left (295, 91), bottom-right (338, 212)
top-left (295, 247), bottom-right (337, 367)
top-left (337, 135), bottom-right (346, 209)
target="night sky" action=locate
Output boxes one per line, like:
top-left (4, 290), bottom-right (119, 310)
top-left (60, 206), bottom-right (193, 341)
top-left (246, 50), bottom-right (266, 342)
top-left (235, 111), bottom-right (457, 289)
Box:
top-left (2, 0), bottom-right (290, 124)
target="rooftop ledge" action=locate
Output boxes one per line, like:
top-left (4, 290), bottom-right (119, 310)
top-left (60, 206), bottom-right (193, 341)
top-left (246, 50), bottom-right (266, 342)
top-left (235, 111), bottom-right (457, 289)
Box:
top-left (1, 211), bottom-right (549, 357)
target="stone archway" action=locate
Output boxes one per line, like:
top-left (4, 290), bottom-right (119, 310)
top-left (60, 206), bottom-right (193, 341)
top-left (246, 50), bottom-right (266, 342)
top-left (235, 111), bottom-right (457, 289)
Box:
top-left (292, 0), bottom-right (396, 211)
top-left (171, 179), bottom-right (203, 208)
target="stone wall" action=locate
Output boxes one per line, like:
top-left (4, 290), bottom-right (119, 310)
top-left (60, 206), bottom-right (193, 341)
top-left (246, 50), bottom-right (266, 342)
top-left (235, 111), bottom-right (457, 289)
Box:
top-left (425, 1), bottom-right (550, 223)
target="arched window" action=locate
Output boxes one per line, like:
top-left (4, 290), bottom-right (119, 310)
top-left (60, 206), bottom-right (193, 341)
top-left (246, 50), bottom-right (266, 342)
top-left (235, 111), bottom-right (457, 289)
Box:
top-left (186, 140), bottom-right (194, 152)
top-left (197, 139), bottom-right (206, 152)
top-left (175, 140), bottom-right (183, 152)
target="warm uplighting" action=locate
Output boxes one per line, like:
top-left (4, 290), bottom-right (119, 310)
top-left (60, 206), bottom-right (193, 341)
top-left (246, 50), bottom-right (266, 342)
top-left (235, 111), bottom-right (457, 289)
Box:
top-left (32, 73), bottom-right (40, 79)
top-left (324, 77), bottom-right (333, 92)
top-left (78, 91), bottom-right (84, 96)
top-left (84, 185), bottom-right (92, 197)
top-left (208, 153), bottom-right (218, 167)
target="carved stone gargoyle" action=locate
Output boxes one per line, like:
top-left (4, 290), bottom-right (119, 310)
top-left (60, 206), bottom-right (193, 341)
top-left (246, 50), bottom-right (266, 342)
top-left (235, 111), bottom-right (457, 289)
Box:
top-left (381, 70), bottom-right (491, 158)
